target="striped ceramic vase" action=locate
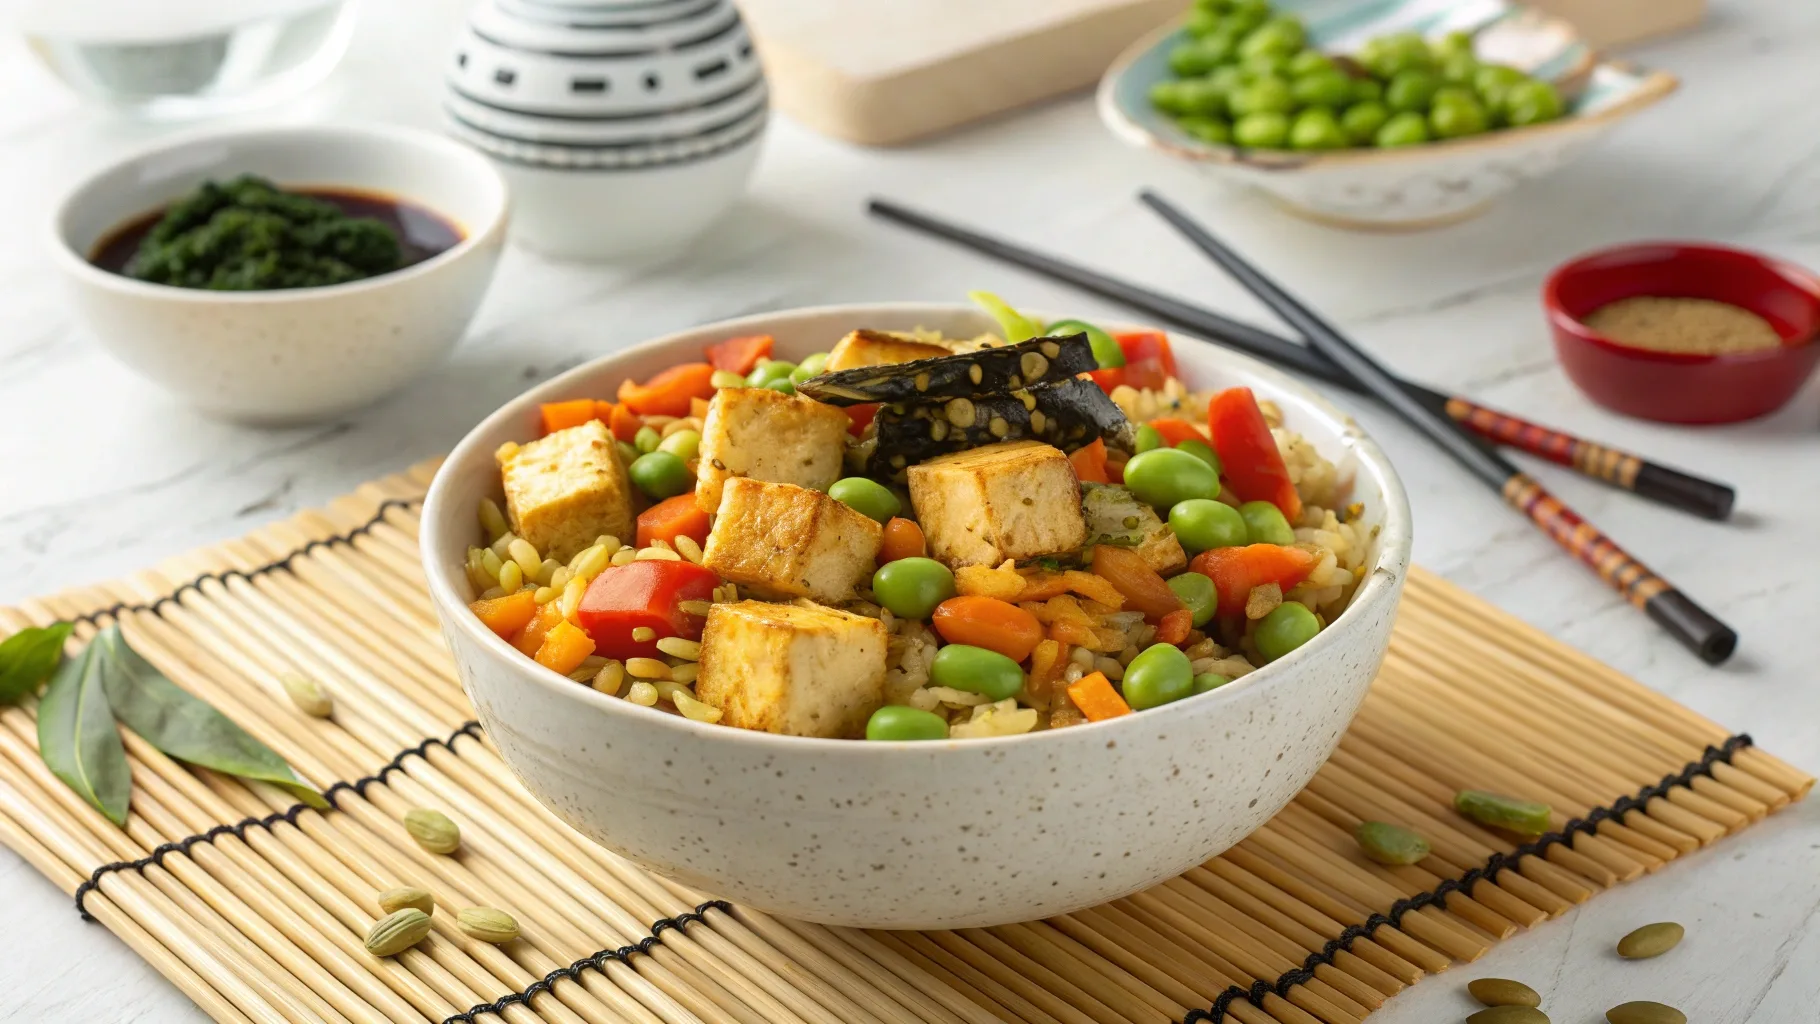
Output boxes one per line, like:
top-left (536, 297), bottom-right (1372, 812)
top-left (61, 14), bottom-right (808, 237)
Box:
top-left (446, 0), bottom-right (767, 260)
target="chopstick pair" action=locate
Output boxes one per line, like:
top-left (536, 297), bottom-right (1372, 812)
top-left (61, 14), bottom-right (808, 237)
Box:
top-left (865, 197), bottom-right (1735, 522)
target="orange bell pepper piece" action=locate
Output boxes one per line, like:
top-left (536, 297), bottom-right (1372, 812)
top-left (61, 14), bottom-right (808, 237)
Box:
top-left (1069, 438), bottom-right (1110, 484)
top-left (540, 399), bottom-right (600, 436)
top-left (618, 363), bottom-right (717, 417)
top-left (637, 493), bottom-right (712, 549)
top-left (1148, 417), bottom-right (1204, 446)
top-left (513, 602), bottom-right (564, 657)
top-left (1155, 608), bottom-right (1194, 646)
top-left (534, 620), bottom-right (596, 675)
top-left (606, 402), bottom-right (643, 442)
top-left (471, 590), bottom-right (539, 640)
top-left (1067, 671), bottom-right (1131, 721)
top-left (705, 334), bottom-right (774, 375)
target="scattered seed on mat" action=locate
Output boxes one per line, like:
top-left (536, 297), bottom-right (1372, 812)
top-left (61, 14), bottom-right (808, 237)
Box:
top-left (365, 909), bottom-right (433, 957)
top-left (376, 886), bottom-right (433, 916)
top-left (402, 808), bottom-right (461, 854)
top-left (457, 906), bottom-right (521, 944)
top-left (1606, 1001), bottom-right (1686, 1024)
top-left (280, 672), bottom-right (334, 718)
top-left (1468, 1007), bottom-right (1549, 1024)
top-left (1454, 790), bottom-right (1553, 835)
top-left (1354, 820), bottom-right (1431, 865)
top-left (1617, 922), bottom-right (1684, 959)
top-left (1468, 978), bottom-right (1541, 1008)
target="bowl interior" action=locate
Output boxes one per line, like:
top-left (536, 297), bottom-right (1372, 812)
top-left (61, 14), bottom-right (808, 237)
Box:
top-left (422, 302), bottom-right (1413, 747)
top-left (55, 125), bottom-right (508, 268)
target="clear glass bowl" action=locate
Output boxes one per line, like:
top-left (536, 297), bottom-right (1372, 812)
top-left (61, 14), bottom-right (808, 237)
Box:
top-left (23, 0), bottom-right (358, 119)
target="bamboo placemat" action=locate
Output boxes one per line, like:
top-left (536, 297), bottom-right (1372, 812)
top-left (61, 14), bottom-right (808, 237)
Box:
top-left (0, 461), bottom-right (1807, 1024)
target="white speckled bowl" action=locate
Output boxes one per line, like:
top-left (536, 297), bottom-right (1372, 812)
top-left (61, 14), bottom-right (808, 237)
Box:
top-left (421, 303), bottom-right (1412, 929)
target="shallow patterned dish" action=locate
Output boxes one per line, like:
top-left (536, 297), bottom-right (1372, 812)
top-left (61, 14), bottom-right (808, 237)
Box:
top-left (420, 302), bottom-right (1412, 929)
top-left (1099, 0), bottom-right (1677, 229)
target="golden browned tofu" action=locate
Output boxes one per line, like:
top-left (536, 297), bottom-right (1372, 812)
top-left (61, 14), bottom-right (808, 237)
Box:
top-left (702, 478), bottom-right (882, 602)
top-left (907, 440), bottom-right (1087, 568)
top-left (694, 601), bottom-right (888, 738)
top-left (497, 420), bottom-right (634, 563)
top-left (824, 329), bottom-right (952, 372)
top-left (694, 385), bottom-right (852, 513)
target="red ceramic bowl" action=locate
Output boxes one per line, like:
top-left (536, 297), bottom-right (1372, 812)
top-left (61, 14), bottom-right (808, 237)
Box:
top-left (1543, 242), bottom-right (1820, 424)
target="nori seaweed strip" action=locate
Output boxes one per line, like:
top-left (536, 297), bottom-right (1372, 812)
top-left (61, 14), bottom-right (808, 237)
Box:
top-left (865, 377), bottom-right (1135, 481)
top-left (799, 334), bottom-right (1097, 406)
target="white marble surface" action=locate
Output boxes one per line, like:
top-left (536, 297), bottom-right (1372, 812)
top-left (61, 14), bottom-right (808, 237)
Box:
top-left (3, 0), bottom-right (1819, 1020)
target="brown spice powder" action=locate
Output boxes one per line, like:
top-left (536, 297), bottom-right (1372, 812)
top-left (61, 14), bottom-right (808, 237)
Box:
top-left (1582, 296), bottom-right (1783, 355)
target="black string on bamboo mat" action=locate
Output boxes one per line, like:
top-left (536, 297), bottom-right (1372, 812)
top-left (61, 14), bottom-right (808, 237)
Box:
top-left (1181, 734), bottom-right (1755, 1024)
top-left (73, 720), bottom-right (483, 921)
top-left (441, 900), bottom-right (733, 1024)
top-left (68, 498), bottom-right (423, 628)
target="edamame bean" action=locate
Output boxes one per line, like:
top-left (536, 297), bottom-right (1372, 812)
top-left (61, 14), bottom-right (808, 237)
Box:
top-left (761, 377), bottom-right (796, 395)
top-left (747, 361), bottom-right (797, 386)
top-left (830, 477), bottom-right (902, 523)
top-left (657, 429), bottom-right (701, 462)
top-left (1351, 77), bottom-right (1384, 104)
top-left (796, 351), bottom-right (830, 377)
top-left (1169, 499), bottom-right (1249, 554)
top-left (628, 452), bottom-right (693, 500)
top-left (1430, 92), bottom-right (1489, 138)
top-left (1386, 68), bottom-right (1442, 112)
top-left (1231, 76), bottom-right (1293, 116)
top-left (1234, 111), bottom-right (1290, 148)
top-left (1341, 101), bottom-right (1390, 145)
top-left (615, 440), bottom-right (640, 466)
top-left (1123, 643), bottom-right (1195, 710)
top-left (1166, 571), bottom-right (1218, 627)
top-left (634, 425), bottom-right (662, 454)
top-left (1193, 672), bottom-right (1231, 694)
top-left (1286, 49), bottom-right (1333, 77)
top-left (866, 705), bottom-right (949, 741)
top-left (1175, 77), bottom-right (1228, 117)
top-left (1255, 602), bottom-right (1319, 661)
top-left (1473, 64), bottom-right (1527, 112)
top-left (930, 644), bottom-right (1024, 701)
top-left (1291, 68), bottom-right (1353, 109)
top-left (1289, 107), bottom-right (1349, 151)
top-left (1123, 448), bottom-right (1221, 510)
top-left (1441, 50), bottom-right (1480, 85)
top-left (872, 558), bottom-right (956, 620)
top-left (1178, 116), bottom-right (1233, 145)
top-left (1133, 424), bottom-right (1164, 454)
top-left (1501, 79), bottom-right (1562, 126)
top-left (1173, 438), bottom-right (1221, 472)
top-left (1375, 111), bottom-right (1430, 147)
top-left (1238, 500), bottom-right (1295, 545)
top-left (1045, 319), bottom-right (1124, 369)
top-left (709, 370), bottom-right (747, 389)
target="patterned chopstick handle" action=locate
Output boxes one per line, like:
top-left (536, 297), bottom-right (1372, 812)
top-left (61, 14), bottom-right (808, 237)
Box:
top-left (1502, 472), bottom-right (1737, 664)
top-left (1446, 398), bottom-right (1735, 521)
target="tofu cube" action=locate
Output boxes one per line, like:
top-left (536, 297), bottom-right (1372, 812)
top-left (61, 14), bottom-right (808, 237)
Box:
top-left (498, 419), bottom-right (635, 563)
top-left (695, 385), bottom-right (853, 513)
top-left (702, 478), bottom-right (882, 602)
top-left (824, 329), bottom-right (952, 372)
top-left (907, 440), bottom-right (1088, 568)
top-left (695, 600), bottom-right (888, 738)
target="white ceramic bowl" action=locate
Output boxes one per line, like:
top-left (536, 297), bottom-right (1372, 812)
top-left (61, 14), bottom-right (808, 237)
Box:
top-left (51, 124), bottom-right (509, 425)
top-left (1099, 1), bottom-right (1677, 229)
top-left (421, 303), bottom-right (1413, 929)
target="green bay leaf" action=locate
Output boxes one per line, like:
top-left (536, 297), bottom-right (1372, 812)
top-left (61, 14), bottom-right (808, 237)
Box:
top-left (91, 627), bottom-right (327, 809)
top-left (37, 636), bottom-right (132, 825)
top-left (0, 622), bottom-right (73, 704)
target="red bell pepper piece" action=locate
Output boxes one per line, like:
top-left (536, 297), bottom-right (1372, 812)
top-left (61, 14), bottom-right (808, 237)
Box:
top-left (1068, 438), bottom-right (1110, 484)
top-left (1115, 331), bottom-right (1177, 391)
top-left (636, 494), bottom-right (712, 549)
top-left (705, 334), bottom-right (774, 375)
top-left (1147, 417), bottom-right (1204, 446)
top-left (845, 402), bottom-right (880, 437)
top-left (575, 561), bottom-right (720, 659)
top-left (1189, 544), bottom-right (1316, 618)
top-left (1086, 367), bottom-right (1125, 392)
top-left (1208, 386), bottom-right (1302, 522)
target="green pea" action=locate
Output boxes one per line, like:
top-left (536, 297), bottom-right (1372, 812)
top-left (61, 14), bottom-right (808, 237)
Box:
top-left (1133, 424), bottom-right (1164, 454)
top-left (1166, 571), bottom-right (1218, 627)
top-left (1177, 115), bottom-right (1233, 145)
top-left (614, 440), bottom-right (640, 466)
top-left (866, 705), bottom-right (948, 741)
top-left (1239, 500), bottom-right (1295, 545)
top-left (1340, 101), bottom-right (1390, 145)
top-left (746, 360), bottom-right (797, 386)
top-left (1173, 438), bottom-right (1221, 473)
top-left (1289, 107), bottom-right (1350, 151)
top-left (633, 425), bottom-right (662, 454)
top-left (1430, 93), bottom-right (1489, 138)
top-left (1045, 319), bottom-right (1124, 369)
top-left (1254, 602), bottom-right (1320, 661)
top-left (1193, 672), bottom-right (1231, 694)
top-left (628, 452), bottom-right (693, 500)
top-left (1374, 110), bottom-right (1430, 147)
top-left (761, 377), bottom-right (796, 395)
top-left (657, 428), bottom-right (700, 462)
top-left (1385, 68), bottom-right (1442, 112)
top-left (872, 557), bottom-right (956, 620)
top-left (1501, 79), bottom-right (1563, 126)
top-left (1122, 643), bottom-right (1195, 710)
top-left (930, 644), bottom-right (1024, 701)
top-left (1123, 448), bottom-right (1221, 510)
top-left (1291, 68), bottom-right (1353, 109)
top-left (1351, 77), bottom-right (1384, 104)
top-left (1286, 49), bottom-right (1333, 77)
top-left (829, 477), bottom-right (901, 523)
top-left (1169, 499), bottom-right (1249, 554)
top-left (1233, 111), bottom-right (1290, 149)
top-left (1230, 76), bottom-right (1293, 116)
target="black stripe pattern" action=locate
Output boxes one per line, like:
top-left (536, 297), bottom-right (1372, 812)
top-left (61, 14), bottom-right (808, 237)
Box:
top-left (1180, 734), bottom-right (1755, 1024)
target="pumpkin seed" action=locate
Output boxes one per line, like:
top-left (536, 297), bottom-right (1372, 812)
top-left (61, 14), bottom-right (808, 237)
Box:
top-left (402, 808), bottom-right (461, 854)
top-left (457, 906), bottom-right (521, 944)
top-left (364, 909), bottom-right (432, 957)
top-left (376, 886), bottom-right (433, 916)
top-left (1616, 922), bottom-right (1684, 959)
top-left (1354, 821), bottom-right (1431, 865)
top-left (1454, 790), bottom-right (1552, 835)
top-left (1467, 978), bottom-right (1541, 1008)
top-left (1467, 1007), bottom-right (1549, 1024)
top-left (1606, 1001), bottom-right (1685, 1024)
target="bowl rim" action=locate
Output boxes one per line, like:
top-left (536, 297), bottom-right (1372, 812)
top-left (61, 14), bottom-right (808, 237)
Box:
top-left (1096, 17), bottom-right (1680, 173)
top-left (1543, 240), bottom-right (1820, 366)
top-left (47, 122), bottom-right (511, 303)
top-left (420, 301), bottom-right (1414, 755)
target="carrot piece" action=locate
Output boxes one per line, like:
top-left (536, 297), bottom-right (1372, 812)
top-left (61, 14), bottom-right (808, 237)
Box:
top-left (1156, 608), bottom-right (1194, 646)
top-left (1209, 386), bottom-right (1302, 522)
top-left (1148, 417), bottom-right (1204, 446)
top-left (534, 619), bottom-right (596, 675)
top-left (1090, 545), bottom-right (1184, 621)
top-left (705, 334), bottom-right (774, 375)
top-left (607, 402), bottom-right (643, 442)
top-left (513, 602), bottom-right (564, 657)
top-left (879, 517), bottom-right (926, 563)
top-left (1067, 671), bottom-right (1131, 721)
top-left (1069, 438), bottom-right (1110, 484)
top-left (540, 399), bottom-right (600, 436)
top-left (1190, 544), bottom-right (1317, 618)
top-left (618, 363), bottom-right (717, 417)
top-left (932, 596), bottom-right (1045, 662)
top-left (845, 402), bottom-right (880, 437)
top-left (470, 590), bottom-right (539, 640)
top-left (954, 563), bottom-right (1026, 602)
top-left (637, 493), bottom-right (712, 549)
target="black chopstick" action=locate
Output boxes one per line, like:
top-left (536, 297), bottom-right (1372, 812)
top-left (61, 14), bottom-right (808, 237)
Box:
top-left (865, 197), bottom-right (1735, 521)
top-left (1138, 190), bottom-right (1737, 665)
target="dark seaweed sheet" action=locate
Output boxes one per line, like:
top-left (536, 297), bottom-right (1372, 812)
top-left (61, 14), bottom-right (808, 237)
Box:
top-left (864, 377), bottom-right (1135, 480)
top-left (799, 334), bottom-right (1097, 406)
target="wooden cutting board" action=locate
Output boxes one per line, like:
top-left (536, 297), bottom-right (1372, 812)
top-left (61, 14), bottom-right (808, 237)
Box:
top-left (739, 0), bottom-right (1182, 147)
